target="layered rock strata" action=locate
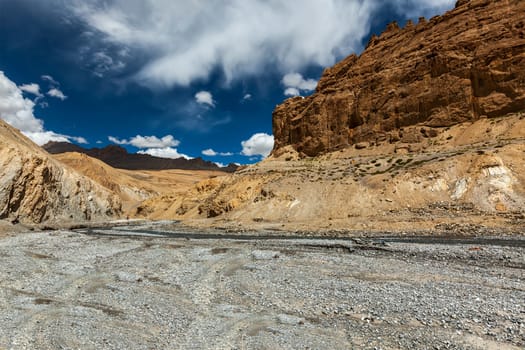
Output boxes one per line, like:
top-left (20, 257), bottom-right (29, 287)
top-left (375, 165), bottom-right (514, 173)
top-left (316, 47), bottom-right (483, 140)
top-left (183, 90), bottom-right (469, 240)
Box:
top-left (0, 120), bottom-right (121, 225)
top-left (273, 0), bottom-right (525, 156)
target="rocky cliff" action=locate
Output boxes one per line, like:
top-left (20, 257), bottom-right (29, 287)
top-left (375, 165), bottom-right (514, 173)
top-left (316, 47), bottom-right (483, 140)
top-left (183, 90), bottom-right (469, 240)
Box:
top-left (273, 0), bottom-right (525, 156)
top-left (0, 120), bottom-right (121, 225)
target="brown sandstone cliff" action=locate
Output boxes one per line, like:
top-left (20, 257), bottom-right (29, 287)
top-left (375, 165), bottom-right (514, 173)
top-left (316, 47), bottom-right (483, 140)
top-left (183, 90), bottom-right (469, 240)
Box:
top-left (0, 120), bottom-right (121, 225)
top-left (273, 0), bottom-right (525, 156)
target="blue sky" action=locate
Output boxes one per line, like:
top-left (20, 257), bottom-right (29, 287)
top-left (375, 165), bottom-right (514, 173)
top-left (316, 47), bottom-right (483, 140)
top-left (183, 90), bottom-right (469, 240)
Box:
top-left (0, 0), bottom-right (455, 165)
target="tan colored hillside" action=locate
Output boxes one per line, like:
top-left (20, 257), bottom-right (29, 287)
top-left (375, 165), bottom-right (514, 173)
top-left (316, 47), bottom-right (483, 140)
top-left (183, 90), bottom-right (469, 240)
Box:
top-left (6, 0), bottom-right (523, 235)
top-left (53, 152), bottom-right (228, 216)
top-left (138, 114), bottom-right (525, 233)
top-left (0, 120), bottom-right (121, 228)
top-left (136, 0), bottom-right (525, 234)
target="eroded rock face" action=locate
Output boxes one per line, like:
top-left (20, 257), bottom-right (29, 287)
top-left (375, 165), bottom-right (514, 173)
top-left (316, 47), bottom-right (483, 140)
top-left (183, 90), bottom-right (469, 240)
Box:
top-left (273, 0), bottom-right (525, 156)
top-left (0, 120), bottom-right (121, 225)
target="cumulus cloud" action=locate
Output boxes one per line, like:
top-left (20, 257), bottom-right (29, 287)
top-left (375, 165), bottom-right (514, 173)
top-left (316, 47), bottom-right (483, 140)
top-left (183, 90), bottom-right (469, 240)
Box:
top-left (282, 73), bottom-right (317, 92)
top-left (137, 147), bottom-right (191, 160)
top-left (202, 148), bottom-right (217, 156)
top-left (108, 134), bottom-right (180, 148)
top-left (71, 136), bottom-right (88, 144)
top-left (47, 88), bottom-right (67, 100)
top-left (0, 71), bottom-right (85, 145)
top-left (241, 133), bottom-right (274, 158)
top-left (62, 0), bottom-right (435, 87)
top-left (202, 148), bottom-right (233, 157)
top-left (109, 134), bottom-right (190, 159)
top-left (284, 87), bottom-right (301, 97)
top-left (195, 91), bottom-right (215, 107)
top-left (67, 0), bottom-right (455, 87)
top-left (282, 73), bottom-right (318, 96)
top-left (19, 83), bottom-right (43, 98)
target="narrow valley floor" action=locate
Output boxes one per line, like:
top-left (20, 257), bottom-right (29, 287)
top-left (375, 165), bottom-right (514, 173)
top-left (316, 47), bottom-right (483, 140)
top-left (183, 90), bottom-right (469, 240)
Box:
top-left (0, 224), bottom-right (523, 349)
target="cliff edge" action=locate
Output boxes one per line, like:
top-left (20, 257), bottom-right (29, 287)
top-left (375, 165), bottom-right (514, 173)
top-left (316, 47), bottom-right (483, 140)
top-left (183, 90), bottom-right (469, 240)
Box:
top-left (273, 0), bottom-right (525, 156)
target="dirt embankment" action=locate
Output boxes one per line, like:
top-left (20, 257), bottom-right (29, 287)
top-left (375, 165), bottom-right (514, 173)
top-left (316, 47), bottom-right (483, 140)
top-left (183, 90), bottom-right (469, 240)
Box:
top-left (136, 114), bottom-right (525, 233)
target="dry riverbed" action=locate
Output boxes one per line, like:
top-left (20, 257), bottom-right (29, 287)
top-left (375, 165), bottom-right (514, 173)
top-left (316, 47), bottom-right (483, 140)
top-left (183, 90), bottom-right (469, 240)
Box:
top-left (0, 223), bottom-right (524, 349)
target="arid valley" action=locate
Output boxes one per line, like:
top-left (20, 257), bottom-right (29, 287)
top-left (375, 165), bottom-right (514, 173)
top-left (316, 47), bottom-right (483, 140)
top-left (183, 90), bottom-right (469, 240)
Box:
top-left (1, 0), bottom-right (525, 349)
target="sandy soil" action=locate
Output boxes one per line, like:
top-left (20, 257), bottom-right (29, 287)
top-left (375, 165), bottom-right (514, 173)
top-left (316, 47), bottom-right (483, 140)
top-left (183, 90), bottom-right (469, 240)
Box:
top-left (44, 114), bottom-right (525, 235)
top-left (143, 114), bottom-right (525, 233)
top-left (53, 152), bottom-right (226, 214)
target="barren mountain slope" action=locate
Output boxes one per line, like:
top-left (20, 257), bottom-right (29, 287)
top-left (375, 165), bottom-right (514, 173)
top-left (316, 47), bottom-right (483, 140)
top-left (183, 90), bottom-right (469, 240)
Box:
top-left (0, 120), bottom-right (121, 226)
top-left (53, 152), bottom-right (228, 216)
top-left (136, 0), bottom-right (525, 233)
top-left (35, 0), bottom-right (525, 234)
top-left (143, 111), bottom-right (525, 233)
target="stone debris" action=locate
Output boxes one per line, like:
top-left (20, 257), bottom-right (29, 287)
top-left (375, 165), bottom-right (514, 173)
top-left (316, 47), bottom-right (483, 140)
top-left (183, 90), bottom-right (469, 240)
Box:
top-left (0, 227), bottom-right (523, 349)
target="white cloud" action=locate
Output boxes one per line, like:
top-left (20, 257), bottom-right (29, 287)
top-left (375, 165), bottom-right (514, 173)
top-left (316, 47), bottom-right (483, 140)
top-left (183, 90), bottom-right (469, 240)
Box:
top-left (108, 134), bottom-right (180, 148)
top-left (243, 94), bottom-right (252, 100)
top-left (90, 50), bottom-right (126, 77)
top-left (282, 73), bottom-right (317, 91)
top-left (282, 73), bottom-right (317, 96)
top-left (108, 134), bottom-right (193, 159)
top-left (284, 87), bottom-right (300, 97)
top-left (0, 71), bottom-right (84, 146)
top-left (202, 148), bottom-right (217, 156)
top-left (41, 75), bottom-right (59, 86)
top-left (67, 0), bottom-right (452, 87)
top-left (22, 131), bottom-right (69, 145)
top-left (47, 88), bottom-right (67, 100)
top-left (137, 147), bottom-right (191, 160)
top-left (241, 133), bottom-right (274, 158)
top-left (71, 136), bottom-right (88, 144)
top-left (108, 136), bottom-right (124, 144)
top-left (202, 148), bottom-right (233, 157)
top-left (195, 91), bottom-right (215, 107)
top-left (19, 83), bottom-right (43, 98)
top-left (0, 73), bottom-right (42, 133)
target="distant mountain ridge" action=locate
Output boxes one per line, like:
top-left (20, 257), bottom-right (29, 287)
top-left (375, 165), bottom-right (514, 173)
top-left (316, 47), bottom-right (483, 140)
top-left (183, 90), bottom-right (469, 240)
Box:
top-left (42, 141), bottom-right (238, 172)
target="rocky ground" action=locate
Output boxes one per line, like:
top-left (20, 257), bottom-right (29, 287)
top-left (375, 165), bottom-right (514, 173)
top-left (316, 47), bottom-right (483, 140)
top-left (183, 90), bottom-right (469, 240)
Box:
top-left (0, 222), bottom-right (523, 349)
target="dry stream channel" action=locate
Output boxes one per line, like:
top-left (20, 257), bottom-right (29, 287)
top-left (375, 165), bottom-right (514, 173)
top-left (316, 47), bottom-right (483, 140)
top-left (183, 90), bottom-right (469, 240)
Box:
top-left (0, 222), bottom-right (524, 349)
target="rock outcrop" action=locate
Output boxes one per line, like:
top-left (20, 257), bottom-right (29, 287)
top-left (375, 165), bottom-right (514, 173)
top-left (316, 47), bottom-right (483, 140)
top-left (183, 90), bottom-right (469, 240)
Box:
top-left (273, 0), bottom-right (525, 156)
top-left (43, 142), bottom-right (238, 172)
top-left (0, 120), bottom-right (121, 225)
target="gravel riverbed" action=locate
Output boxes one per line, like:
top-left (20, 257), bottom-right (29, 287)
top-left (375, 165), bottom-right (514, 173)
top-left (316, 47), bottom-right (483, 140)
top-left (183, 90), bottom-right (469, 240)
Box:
top-left (0, 226), bottom-right (523, 349)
